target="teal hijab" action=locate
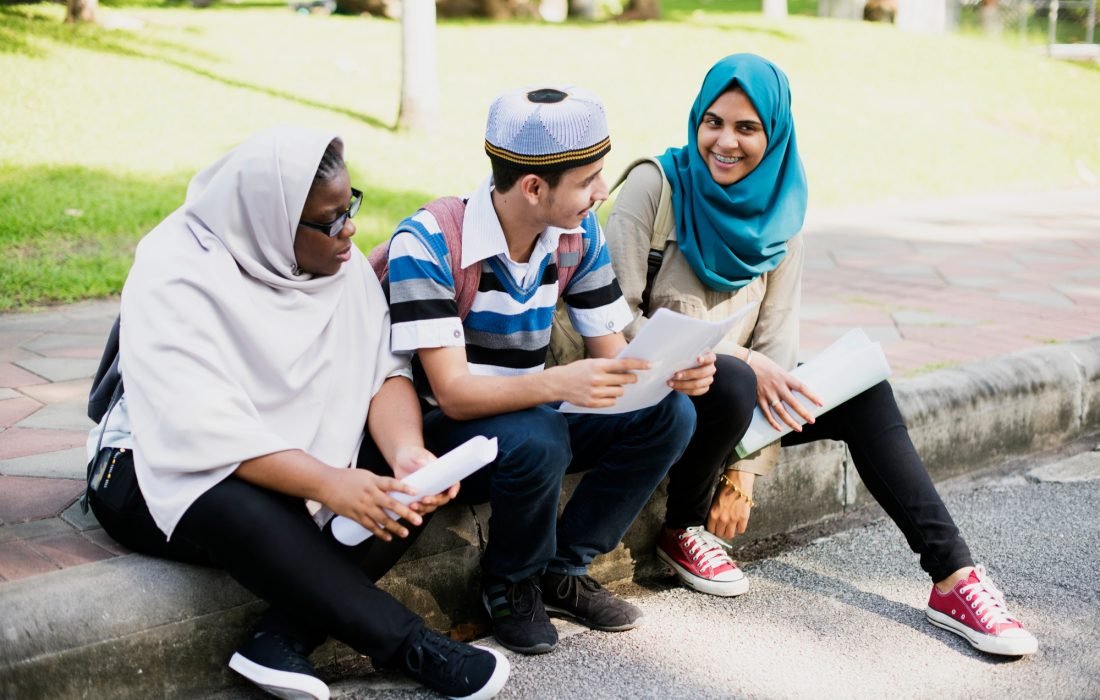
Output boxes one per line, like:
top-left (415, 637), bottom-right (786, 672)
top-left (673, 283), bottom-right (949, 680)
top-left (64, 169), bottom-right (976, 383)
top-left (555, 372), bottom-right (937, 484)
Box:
top-left (656, 54), bottom-right (807, 292)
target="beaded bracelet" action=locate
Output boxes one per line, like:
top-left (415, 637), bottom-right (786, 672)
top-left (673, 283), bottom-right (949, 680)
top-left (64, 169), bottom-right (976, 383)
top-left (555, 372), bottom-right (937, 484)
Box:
top-left (718, 472), bottom-right (755, 508)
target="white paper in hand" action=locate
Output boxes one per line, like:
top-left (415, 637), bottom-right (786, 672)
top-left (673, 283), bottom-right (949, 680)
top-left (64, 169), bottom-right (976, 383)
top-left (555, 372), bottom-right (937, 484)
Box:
top-left (331, 435), bottom-right (498, 546)
top-left (735, 329), bottom-right (891, 458)
top-left (559, 304), bottom-right (758, 415)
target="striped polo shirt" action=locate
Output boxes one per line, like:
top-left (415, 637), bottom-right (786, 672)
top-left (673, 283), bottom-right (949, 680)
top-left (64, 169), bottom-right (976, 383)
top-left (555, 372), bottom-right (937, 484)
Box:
top-left (388, 176), bottom-right (632, 382)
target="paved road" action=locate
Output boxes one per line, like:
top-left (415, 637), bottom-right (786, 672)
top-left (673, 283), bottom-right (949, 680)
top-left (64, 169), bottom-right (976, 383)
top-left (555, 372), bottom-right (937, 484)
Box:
top-left (288, 440), bottom-right (1100, 700)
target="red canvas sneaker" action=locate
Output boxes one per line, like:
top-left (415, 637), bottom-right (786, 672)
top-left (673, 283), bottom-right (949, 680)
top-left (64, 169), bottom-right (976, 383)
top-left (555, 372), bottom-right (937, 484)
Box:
top-left (926, 565), bottom-right (1038, 656)
top-left (657, 526), bottom-right (749, 597)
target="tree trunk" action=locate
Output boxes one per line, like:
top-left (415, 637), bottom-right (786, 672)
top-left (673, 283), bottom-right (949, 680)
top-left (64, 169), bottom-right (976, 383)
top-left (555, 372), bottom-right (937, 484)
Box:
top-left (569, 0), bottom-right (597, 19)
top-left (66, 0), bottom-right (98, 23)
top-left (896, 0), bottom-right (946, 33)
top-left (980, 0), bottom-right (1003, 36)
top-left (762, 0), bottom-right (787, 19)
top-left (398, 0), bottom-right (438, 133)
top-left (540, 0), bottom-right (567, 22)
top-left (618, 0), bottom-right (660, 20)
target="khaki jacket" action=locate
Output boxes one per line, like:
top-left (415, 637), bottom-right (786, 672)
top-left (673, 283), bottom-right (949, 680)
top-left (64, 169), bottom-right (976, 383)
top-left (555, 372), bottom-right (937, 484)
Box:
top-left (603, 160), bottom-right (805, 476)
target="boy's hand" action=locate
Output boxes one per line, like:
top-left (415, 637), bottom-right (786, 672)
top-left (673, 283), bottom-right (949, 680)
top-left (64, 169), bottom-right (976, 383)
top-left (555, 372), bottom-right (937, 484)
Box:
top-left (549, 357), bottom-right (649, 407)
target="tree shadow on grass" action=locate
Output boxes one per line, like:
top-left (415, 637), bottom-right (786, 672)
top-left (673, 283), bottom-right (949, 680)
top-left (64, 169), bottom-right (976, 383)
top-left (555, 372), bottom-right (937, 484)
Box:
top-left (1063, 58), bottom-right (1100, 75)
top-left (0, 162), bottom-right (435, 309)
top-left (434, 12), bottom-right (802, 42)
top-left (0, 5), bottom-right (394, 130)
top-left (697, 19), bottom-right (803, 40)
top-left (0, 5), bottom-right (217, 59)
top-left (98, 0), bottom-right (289, 10)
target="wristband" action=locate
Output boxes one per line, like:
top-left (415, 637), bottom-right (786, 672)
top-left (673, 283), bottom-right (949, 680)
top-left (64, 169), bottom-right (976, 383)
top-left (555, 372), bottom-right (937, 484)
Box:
top-left (718, 472), bottom-right (755, 508)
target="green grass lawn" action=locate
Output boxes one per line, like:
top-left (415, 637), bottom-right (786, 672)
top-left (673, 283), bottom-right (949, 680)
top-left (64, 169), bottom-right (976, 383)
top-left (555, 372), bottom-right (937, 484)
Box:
top-left (1, 1), bottom-right (1098, 309)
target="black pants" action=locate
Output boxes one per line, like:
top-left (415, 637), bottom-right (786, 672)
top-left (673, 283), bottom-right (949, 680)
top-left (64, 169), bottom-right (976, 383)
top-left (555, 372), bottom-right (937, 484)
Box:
top-left (88, 438), bottom-right (424, 664)
top-left (666, 365), bottom-right (975, 583)
top-left (664, 354), bottom-right (758, 529)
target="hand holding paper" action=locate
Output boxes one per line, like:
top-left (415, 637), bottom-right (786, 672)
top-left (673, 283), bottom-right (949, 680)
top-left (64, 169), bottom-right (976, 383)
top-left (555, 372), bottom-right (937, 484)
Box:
top-left (560, 304), bottom-right (757, 415)
top-left (735, 329), bottom-right (891, 458)
top-left (331, 436), bottom-right (498, 546)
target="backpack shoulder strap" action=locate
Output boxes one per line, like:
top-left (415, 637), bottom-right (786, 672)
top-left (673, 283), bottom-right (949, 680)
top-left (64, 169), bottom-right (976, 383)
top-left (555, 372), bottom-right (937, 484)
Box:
top-left (606, 156), bottom-right (674, 252)
top-left (607, 157), bottom-right (675, 316)
top-left (555, 231), bottom-right (585, 296)
top-left (87, 314), bottom-right (123, 422)
top-left (648, 158), bottom-right (675, 255)
top-left (367, 241), bottom-right (389, 281)
top-left (374, 197), bottom-right (478, 320)
top-left (608, 156), bottom-right (674, 254)
top-left (421, 196), bottom-right (477, 320)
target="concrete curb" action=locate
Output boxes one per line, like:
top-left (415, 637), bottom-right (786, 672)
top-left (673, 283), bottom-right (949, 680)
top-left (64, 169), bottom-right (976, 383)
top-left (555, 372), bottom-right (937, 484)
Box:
top-left (3, 336), bottom-right (1099, 699)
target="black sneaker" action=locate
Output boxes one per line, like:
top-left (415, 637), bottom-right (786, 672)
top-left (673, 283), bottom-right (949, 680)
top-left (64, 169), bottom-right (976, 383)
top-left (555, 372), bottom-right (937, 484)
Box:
top-left (397, 627), bottom-right (510, 700)
top-left (228, 631), bottom-right (329, 700)
top-left (542, 571), bottom-right (643, 632)
top-left (482, 574), bottom-right (558, 654)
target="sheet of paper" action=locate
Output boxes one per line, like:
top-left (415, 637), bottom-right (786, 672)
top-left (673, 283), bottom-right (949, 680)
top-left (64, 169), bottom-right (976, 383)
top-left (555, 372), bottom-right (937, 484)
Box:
top-left (735, 329), bottom-right (892, 458)
top-left (559, 303), bottom-right (758, 415)
top-left (331, 435), bottom-right (498, 546)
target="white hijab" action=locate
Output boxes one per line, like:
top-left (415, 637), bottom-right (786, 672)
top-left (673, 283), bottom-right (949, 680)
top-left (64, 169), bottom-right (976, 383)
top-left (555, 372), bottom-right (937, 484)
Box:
top-left (120, 126), bottom-right (404, 537)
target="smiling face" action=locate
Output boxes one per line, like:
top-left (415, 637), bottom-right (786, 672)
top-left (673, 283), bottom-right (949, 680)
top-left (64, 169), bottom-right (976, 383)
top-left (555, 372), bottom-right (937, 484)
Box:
top-left (539, 158), bottom-right (609, 230)
top-left (696, 88), bottom-right (768, 187)
top-left (293, 168), bottom-right (356, 277)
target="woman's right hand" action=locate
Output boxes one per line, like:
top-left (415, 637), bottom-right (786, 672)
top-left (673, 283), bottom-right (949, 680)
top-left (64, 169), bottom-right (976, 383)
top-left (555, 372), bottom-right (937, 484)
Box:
top-left (320, 469), bottom-right (424, 542)
top-left (748, 351), bottom-right (824, 432)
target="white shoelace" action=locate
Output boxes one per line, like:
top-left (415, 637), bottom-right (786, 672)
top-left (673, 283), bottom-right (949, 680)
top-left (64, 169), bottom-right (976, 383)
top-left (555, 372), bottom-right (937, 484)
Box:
top-left (680, 526), bottom-right (736, 573)
top-left (959, 565), bottom-right (1019, 629)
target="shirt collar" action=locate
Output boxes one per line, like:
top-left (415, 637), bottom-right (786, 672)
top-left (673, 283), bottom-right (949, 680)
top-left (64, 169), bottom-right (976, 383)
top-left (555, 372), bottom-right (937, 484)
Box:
top-left (460, 175), bottom-right (584, 269)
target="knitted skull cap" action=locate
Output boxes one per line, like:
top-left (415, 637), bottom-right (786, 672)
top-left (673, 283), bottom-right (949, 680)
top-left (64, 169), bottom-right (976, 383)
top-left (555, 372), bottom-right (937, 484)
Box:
top-left (484, 85), bottom-right (611, 173)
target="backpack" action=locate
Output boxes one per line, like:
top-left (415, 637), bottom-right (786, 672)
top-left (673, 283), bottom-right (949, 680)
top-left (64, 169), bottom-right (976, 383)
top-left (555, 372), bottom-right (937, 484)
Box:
top-left (546, 158), bottom-right (674, 367)
top-left (368, 196), bottom-right (586, 319)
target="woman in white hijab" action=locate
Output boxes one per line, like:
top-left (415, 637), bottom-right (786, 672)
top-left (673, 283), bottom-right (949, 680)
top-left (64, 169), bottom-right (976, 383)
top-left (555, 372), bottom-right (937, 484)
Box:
top-left (84, 127), bottom-right (509, 700)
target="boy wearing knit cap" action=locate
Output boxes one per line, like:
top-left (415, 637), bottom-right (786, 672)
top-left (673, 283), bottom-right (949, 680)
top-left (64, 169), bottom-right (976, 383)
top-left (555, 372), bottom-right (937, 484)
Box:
top-left (386, 86), bottom-right (714, 654)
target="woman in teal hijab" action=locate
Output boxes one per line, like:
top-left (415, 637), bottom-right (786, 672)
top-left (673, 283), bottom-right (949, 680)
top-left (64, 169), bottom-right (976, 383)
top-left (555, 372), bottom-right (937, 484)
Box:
top-left (604, 53), bottom-right (1037, 657)
top-left (657, 53), bottom-right (807, 292)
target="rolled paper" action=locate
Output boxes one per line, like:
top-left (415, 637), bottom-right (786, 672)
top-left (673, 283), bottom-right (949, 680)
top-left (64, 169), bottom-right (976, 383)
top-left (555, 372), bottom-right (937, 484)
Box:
top-left (331, 435), bottom-right (498, 546)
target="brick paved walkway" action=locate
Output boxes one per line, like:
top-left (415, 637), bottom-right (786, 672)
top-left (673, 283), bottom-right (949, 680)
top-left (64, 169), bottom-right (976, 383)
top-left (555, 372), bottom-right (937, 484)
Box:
top-left (0, 187), bottom-right (1097, 583)
top-left (800, 189), bottom-right (1100, 373)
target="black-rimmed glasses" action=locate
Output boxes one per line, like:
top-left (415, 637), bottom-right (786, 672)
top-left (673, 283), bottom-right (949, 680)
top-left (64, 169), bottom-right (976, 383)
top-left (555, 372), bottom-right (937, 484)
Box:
top-left (298, 187), bottom-right (363, 237)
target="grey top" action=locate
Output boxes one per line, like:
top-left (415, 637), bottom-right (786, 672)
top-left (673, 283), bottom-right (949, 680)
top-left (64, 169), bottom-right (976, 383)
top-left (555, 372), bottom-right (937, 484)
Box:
top-left (603, 160), bottom-right (805, 475)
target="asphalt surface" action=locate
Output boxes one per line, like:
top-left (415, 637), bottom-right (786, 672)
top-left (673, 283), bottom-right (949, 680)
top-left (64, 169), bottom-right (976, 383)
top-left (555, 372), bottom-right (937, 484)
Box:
top-left (207, 438), bottom-right (1100, 700)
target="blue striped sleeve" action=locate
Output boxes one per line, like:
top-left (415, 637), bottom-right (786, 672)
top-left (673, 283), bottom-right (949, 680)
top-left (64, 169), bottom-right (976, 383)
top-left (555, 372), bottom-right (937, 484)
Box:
top-left (387, 212), bottom-right (466, 352)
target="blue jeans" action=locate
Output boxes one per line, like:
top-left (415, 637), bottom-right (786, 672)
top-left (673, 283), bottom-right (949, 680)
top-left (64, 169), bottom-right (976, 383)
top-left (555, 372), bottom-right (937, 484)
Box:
top-left (423, 392), bottom-right (696, 582)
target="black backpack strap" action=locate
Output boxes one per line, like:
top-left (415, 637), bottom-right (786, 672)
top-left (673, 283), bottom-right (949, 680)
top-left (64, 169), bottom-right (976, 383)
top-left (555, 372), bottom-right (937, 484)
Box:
top-left (80, 377), bottom-right (124, 515)
top-left (87, 314), bottom-right (123, 422)
top-left (82, 314), bottom-right (126, 514)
